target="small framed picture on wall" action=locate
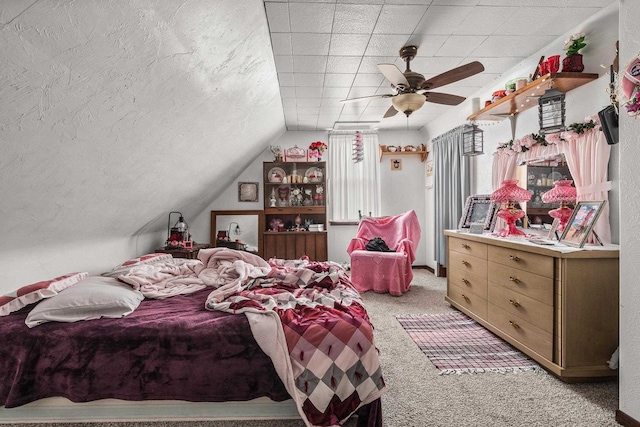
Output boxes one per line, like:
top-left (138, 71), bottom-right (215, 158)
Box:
top-left (238, 182), bottom-right (259, 202)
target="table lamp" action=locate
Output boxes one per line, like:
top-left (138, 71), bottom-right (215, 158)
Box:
top-left (490, 180), bottom-right (532, 237)
top-left (541, 179), bottom-right (577, 232)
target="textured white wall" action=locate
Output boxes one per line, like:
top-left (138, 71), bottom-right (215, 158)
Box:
top-left (619, 0), bottom-right (640, 421)
top-left (0, 0), bottom-right (285, 289)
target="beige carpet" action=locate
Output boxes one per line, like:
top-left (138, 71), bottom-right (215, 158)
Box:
top-left (6, 270), bottom-right (618, 427)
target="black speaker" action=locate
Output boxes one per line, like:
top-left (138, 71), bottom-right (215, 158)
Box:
top-left (598, 105), bottom-right (619, 145)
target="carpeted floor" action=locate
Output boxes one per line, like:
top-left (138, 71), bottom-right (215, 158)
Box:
top-left (5, 270), bottom-right (618, 427)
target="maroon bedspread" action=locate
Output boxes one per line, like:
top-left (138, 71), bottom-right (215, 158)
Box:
top-left (0, 288), bottom-right (290, 408)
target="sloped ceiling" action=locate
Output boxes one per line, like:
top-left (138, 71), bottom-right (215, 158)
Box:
top-left (0, 0), bottom-right (285, 252)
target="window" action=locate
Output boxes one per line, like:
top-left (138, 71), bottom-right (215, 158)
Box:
top-left (328, 132), bottom-right (381, 221)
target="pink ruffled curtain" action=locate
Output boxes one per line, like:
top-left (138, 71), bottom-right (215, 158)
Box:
top-left (559, 130), bottom-right (611, 243)
top-left (492, 151), bottom-right (519, 191)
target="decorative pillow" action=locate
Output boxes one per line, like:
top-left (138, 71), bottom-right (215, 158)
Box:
top-left (102, 253), bottom-right (174, 277)
top-left (0, 272), bottom-right (88, 316)
top-left (25, 276), bottom-right (144, 328)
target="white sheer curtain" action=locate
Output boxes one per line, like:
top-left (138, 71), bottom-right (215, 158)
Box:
top-left (328, 132), bottom-right (381, 221)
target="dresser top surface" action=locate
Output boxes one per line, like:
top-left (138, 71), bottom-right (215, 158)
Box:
top-left (445, 230), bottom-right (619, 259)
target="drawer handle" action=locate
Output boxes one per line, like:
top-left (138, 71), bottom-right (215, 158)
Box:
top-left (509, 276), bottom-right (521, 284)
top-left (509, 321), bottom-right (520, 329)
top-left (461, 260), bottom-right (470, 266)
top-left (509, 255), bottom-right (520, 262)
top-left (509, 299), bottom-right (520, 308)
top-left (462, 278), bottom-right (470, 285)
top-left (461, 294), bottom-right (470, 302)
top-left (462, 244), bottom-right (471, 249)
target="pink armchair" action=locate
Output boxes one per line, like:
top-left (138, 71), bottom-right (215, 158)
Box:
top-left (346, 210), bottom-right (421, 296)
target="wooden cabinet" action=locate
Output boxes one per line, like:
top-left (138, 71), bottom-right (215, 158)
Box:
top-left (155, 243), bottom-right (212, 259)
top-left (263, 161), bottom-right (327, 261)
top-left (524, 158), bottom-right (572, 225)
top-left (445, 231), bottom-right (619, 381)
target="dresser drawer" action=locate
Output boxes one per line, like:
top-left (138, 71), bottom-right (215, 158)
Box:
top-left (488, 304), bottom-right (553, 361)
top-left (488, 285), bottom-right (553, 333)
top-left (449, 237), bottom-right (487, 260)
top-left (448, 283), bottom-right (487, 320)
top-left (488, 245), bottom-right (553, 278)
top-left (449, 267), bottom-right (488, 300)
top-left (449, 250), bottom-right (487, 279)
top-left (488, 262), bottom-right (554, 306)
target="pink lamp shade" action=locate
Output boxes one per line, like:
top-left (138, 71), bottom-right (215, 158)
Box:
top-left (490, 180), bottom-right (532, 237)
top-left (541, 179), bottom-right (577, 232)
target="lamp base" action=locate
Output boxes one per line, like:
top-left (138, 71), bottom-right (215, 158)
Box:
top-left (496, 208), bottom-right (526, 237)
top-left (549, 206), bottom-right (573, 232)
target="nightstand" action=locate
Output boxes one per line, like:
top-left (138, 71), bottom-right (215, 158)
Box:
top-left (155, 243), bottom-right (212, 259)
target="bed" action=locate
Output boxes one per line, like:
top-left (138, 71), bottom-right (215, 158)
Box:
top-left (0, 249), bottom-right (384, 426)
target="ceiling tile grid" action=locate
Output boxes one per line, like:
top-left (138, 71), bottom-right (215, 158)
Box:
top-left (263, 0), bottom-right (615, 130)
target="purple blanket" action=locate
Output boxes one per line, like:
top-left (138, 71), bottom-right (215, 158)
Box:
top-left (0, 288), bottom-right (289, 408)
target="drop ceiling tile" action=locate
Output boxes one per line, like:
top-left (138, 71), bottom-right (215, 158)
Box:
top-left (347, 86), bottom-right (382, 99)
top-left (338, 114), bottom-right (363, 122)
top-left (292, 33), bottom-right (331, 55)
top-left (365, 35), bottom-right (413, 56)
top-left (284, 111), bottom-right (298, 121)
top-left (270, 33), bottom-right (292, 55)
top-left (368, 97), bottom-right (394, 106)
top-left (456, 72), bottom-right (501, 87)
top-left (278, 73), bottom-right (295, 86)
top-left (329, 34), bottom-right (370, 56)
top-left (373, 5), bottom-right (428, 34)
top-left (297, 114), bottom-right (319, 126)
top-left (352, 74), bottom-right (384, 87)
top-left (414, 6), bottom-right (475, 35)
top-left (280, 87), bottom-right (296, 98)
top-left (463, 56), bottom-right (524, 74)
top-left (285, 122), bottom-right (298, 131)
top-left (455, 6), bottom-right (517, 35)
top-left (274, 55), bottom-right (294, 73)
top-left (282, 98), bottom-right (297, 107)
top-left (333, 4), bottom-right (382, 34)
top-left (294, 73), bottom-right (325, 87)
top-left (472, 35), bottom-right (556, 57)
top-left (436, 36), bottom-right (486, 58)
top-left (296, 87), bottom-right (324, 97)
top-left (431, 0), bottom-right (480, 4)
top-left (495, 7), bottom-right (601, 37)
top-left (342, 103), bottom-right (369, 115)
top-left (297, 98), bottom-right (322, 107)
top-left (323, 87), bottom-right (352, 98)
top-left (479, 0), bottom-right (611, 6)
top-left (289, 3), bottom-right (335, 33)
top-left (320, 106), bottom-right (344, 114)
top-left (324, 73), bottom-right (355, 87)
top-left (283, 105), bottom-right (298, 114)
top-left (265, 2), bottom-right (290, 32)
top-left (408, 56), bottom-right (463, 74)
top-left (317, 117), bottom-right (339, 129)
top-left (384, 0), bottom-right (433, 5)
top-left (396, 35), bottom-right (448, 57)
top-left (321, 97), bottom-right (344, 107)
top-left (326, 56), bottom-right (362, 73)
top-left (293, 56), bottom-right (328, 73)
top-left (297, 106), bottom-right (321, 115)
top-left (363, 105), bottom-right (391, 115)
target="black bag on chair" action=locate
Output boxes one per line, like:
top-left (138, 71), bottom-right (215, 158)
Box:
top-left (365, 237), bottom-right (393, 252)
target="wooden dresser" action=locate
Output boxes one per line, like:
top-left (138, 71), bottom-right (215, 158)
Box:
top-left (444, 230), bottom-right (619, 381)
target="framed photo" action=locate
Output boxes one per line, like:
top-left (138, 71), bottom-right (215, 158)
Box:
top-left (458, 194), bottom-right (499, 231)
top-left (238, 182), bottom-right (259, 202)
top-left (559, 200), bottom-right (606, 248)
top-left (547, 218), bottom-right (560, 240)
top-left (210, 210), bottom-right (264, 257)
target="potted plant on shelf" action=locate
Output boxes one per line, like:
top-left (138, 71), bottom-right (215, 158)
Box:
top-left (562, 33), bottom-right (586, 72)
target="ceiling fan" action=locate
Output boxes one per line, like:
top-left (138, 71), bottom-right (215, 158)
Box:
top-left (341, 45), bottom-right (485, 118)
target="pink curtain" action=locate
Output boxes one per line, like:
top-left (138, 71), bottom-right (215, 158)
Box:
top-left (559, 130), bottom-right (612, 243)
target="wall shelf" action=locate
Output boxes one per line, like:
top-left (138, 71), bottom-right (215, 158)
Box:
top-left (468, 72), bottom-right (599, 121)
top-left (379, 145), bottom-right (427, 162)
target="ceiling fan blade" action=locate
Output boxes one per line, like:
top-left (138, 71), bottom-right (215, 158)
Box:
top-left (341, 94), bottom-right (393, 103)
top-left (420, 61), bottom-right (485, 90)
top-left (425, 92), bottom-right (466, 106)
top-left (378, 63), bottom-right (410, 87)
top-left (383, 105), bottom-right (399, 118)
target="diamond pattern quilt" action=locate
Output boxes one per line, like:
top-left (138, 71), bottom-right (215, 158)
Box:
top-left (206, 258), bottom-right (385, 427)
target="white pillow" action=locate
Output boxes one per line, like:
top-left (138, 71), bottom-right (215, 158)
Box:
top-left (102, 253), bottom-right (174, 278)
top-left (25, 276), bottom-right (144, 328)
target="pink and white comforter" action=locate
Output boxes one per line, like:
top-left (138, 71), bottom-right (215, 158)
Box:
top-left (117, 248), bottom-right (385, 427)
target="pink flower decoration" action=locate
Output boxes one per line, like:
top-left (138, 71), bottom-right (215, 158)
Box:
top-left (545, 134), bottom-right (562, 144)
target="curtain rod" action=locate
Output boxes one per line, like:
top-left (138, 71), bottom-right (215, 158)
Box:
top-left (431, 124), bottom-right (466, 143)
top-left (329, 130), bottom-right (378, 135)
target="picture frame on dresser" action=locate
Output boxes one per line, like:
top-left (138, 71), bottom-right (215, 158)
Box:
top-left (559, 200), bottom-right (606, 248)
top-left (458, 194), bottom-right (499, 231)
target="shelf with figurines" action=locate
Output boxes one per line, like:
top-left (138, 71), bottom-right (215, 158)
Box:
top-left (379, 144), bottom-right (427, 162)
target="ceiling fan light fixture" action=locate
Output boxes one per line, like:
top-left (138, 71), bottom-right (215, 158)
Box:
top-left (391, 93), bottom-right (426, 116)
